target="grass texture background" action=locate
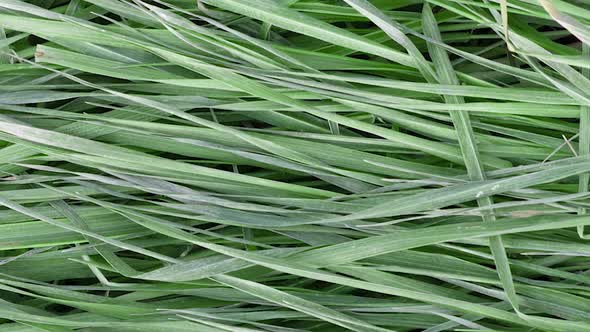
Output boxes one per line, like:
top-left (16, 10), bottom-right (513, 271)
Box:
top-left (1, 0), bottom-right (590, 331)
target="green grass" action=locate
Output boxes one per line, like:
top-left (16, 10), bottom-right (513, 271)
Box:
top-left (1, 0), bottom-right (590, 331)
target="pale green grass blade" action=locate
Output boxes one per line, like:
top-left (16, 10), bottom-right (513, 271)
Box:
top-left (422, 2), bottom-right (518, 311)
